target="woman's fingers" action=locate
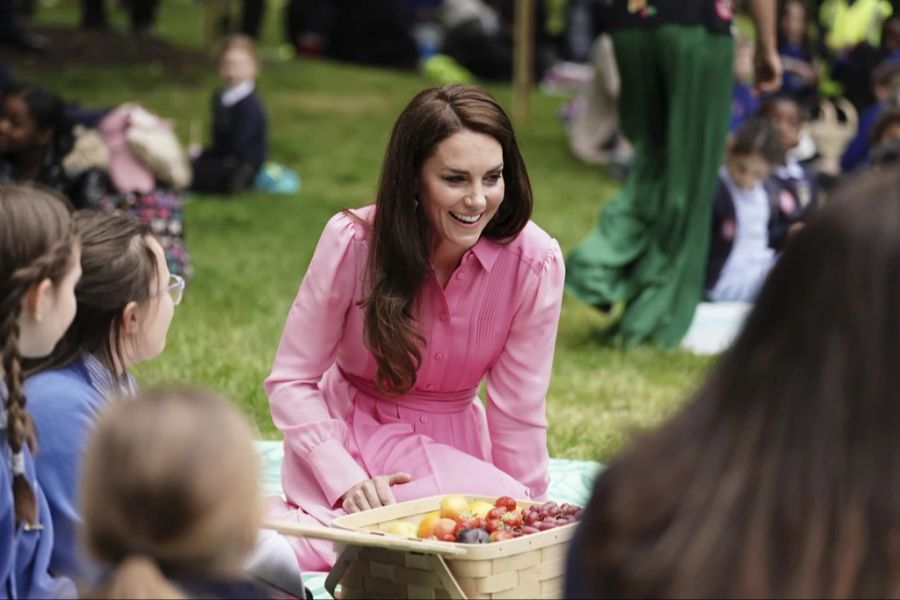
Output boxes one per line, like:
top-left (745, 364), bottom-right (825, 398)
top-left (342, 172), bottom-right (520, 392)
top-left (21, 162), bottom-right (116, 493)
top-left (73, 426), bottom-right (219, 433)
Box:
top-left (387, 472), bottom-right (412, 486)
top-left (361, 482), bottom-right (381, 508)
top-left (374, 476), bottom-right (396, 506)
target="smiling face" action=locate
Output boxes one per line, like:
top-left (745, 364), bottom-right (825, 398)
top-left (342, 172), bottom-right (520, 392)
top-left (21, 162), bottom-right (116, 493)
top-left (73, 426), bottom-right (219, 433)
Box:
top-left (418, 129), bottom-right (505, 262)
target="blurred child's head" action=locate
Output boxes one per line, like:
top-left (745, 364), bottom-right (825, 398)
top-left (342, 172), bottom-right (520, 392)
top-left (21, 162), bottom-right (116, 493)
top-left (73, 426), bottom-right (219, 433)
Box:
top-left (881, 15), bottom-right (900, 53)
top-left (218, 35), bottom-right (259, 88)
top-left (872, 61), bottom-right (900, 102)
top-left (725, 118), bottom-right (784, 190)
top-left (81, 387), bottom-right (261, 597)
top-left (733, 34), bottom-right (755, 84)
top-left (760, 95), bottom-right (805, 153)
top-left (0, 84), bottom-right (73, 162)
top-left (872, 106), bottom-right (900, 146)
top-left (28, 211), bottom-right (180, 378)
top-left (779, 0), bottom-right (809, 46)
top-left (870, 107), bottom-right (900, 168)
top-left (0, 184), bottom-right (79, 525)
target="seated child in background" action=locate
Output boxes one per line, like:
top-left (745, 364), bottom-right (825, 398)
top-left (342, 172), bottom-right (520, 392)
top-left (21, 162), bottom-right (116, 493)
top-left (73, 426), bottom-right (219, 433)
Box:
top-left (191, 34), bottom-right (268, 194)
top-left (868, 105), bottom-right (900, 167)
top-left (706, 119), bottom-right (799, 303)
top-left (79, 387), bottom-right (270, 599)
top-left (0, 83), bottom-right (111, 208)
top-left (731, 34), bottom-right (759, 132)
top-left (841, 61), bottom-right (900, 172)
top-left (760, 95), bottom-right (819, 215)
top-left (777, 0), bottom-right (819, 109)
top-left (24, 210), bottom-right (181, 582)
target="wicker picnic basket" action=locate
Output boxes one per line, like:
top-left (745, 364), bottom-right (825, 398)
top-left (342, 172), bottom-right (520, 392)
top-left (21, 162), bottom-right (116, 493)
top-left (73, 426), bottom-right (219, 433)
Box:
top-left (265, 494), bottom-right (575, 600)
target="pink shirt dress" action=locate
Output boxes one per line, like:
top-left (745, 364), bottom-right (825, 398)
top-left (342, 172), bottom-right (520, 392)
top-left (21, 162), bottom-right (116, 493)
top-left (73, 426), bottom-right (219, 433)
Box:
top-left (265, 205), bottom-right (564, 570)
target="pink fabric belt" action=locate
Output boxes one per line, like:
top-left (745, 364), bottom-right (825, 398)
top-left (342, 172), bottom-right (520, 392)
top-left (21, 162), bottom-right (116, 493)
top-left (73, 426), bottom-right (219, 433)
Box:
top-left (339, 369), bottom-right (478, 414)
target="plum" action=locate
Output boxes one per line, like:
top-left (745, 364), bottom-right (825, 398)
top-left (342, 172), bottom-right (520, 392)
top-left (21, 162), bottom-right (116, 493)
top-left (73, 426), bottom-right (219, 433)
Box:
top-left (456, 528), bottom-right (490, 544)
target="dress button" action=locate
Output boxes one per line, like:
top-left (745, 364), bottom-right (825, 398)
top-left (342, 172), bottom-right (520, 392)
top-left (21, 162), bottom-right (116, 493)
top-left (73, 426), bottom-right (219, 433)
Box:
top-left (466, 253), bottom-right (474, 261)
top-left (439, 312), bottom-right (448, 321)
top-left (419, 415), bottom-right (429, 424)
top-left (435, 353), bottom-right (445, 361)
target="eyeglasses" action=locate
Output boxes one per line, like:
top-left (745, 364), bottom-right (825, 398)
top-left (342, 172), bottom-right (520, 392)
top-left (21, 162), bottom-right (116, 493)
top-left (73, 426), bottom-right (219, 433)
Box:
top-left (161, 273), bottom-right (186, 306)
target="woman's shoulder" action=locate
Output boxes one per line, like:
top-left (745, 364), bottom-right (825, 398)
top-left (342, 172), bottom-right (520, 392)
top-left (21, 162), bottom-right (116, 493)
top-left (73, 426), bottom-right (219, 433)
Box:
top-left (322, 204), bottom-right (375, 244)
top-left (499, 220), bottom-right (562, 275)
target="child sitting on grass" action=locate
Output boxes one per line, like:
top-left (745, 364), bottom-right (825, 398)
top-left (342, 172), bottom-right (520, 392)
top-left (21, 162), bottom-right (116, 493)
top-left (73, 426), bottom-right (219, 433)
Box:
top-left (80, 387), bottom-right (269, 599)
top-left (191, 34), bottom-right (268, 195)
top-left (760, 95), bottom-right (819, 215)
top-left (706, 119), bottom-right (800, 303)
top-left (25, 210), bottom-right (181, 581)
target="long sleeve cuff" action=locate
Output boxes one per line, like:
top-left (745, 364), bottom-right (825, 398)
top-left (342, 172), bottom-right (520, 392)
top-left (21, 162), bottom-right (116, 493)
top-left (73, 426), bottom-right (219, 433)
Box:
top-left (306, 439), bottom-right (369, 508)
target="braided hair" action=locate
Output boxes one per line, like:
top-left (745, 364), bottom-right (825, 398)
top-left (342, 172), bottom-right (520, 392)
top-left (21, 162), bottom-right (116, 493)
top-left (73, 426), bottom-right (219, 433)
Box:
top-left (0, 184), bottom-right (76, 527)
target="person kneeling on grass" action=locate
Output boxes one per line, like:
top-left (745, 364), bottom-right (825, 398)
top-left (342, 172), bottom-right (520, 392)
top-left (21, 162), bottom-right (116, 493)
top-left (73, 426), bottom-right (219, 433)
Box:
top-left (262, 83), bottom-right (564, 574)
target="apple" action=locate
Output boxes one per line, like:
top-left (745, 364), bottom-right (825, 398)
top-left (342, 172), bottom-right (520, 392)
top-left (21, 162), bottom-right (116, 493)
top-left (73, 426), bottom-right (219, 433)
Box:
top-left (440, 495), bottom-right (470, 520)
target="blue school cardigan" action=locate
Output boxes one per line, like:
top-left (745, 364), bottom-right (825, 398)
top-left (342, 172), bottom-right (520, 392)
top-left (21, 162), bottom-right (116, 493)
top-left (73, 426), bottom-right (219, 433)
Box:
top-left (0, 383), bottom-right (75, 599)
top-left (25, 355), bottom-right (136, 581)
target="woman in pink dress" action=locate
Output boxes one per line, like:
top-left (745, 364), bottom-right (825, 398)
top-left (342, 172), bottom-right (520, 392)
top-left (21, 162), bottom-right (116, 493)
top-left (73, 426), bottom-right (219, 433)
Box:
top-left (264, 84), bottom-right (565, 572)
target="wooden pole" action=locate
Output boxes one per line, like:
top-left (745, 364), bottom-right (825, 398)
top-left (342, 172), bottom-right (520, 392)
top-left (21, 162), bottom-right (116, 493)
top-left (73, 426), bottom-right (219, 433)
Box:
top-left (513, 0), bottom-right (536, 124)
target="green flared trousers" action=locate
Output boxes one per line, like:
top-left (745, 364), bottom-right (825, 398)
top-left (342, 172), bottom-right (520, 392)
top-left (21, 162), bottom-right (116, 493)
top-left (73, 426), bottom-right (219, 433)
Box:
top-left (565, 24), bottom-right (734, 347)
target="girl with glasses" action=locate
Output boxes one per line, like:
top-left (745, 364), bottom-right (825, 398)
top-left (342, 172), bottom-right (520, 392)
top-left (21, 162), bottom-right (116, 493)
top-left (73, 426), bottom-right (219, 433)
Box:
top-left (23, 209), bottom-right (181, 584)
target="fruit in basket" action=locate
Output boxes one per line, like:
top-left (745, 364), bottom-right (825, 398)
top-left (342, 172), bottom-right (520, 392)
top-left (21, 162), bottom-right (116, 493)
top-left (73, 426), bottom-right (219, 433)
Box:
top-left (432, 518), bottom-right (458, 539)
top-left (501, 511), bottom-right (523, 528)
top-left (456, 527), bottom-right (491, 544)
top-left (417, 511), bottom-right (442, 538)
top-left (378, 521), bottom-right (419, 538)
top-left (489, 529), bottom-right (514, 542)
top-left (494, 496), bottom-right (517, 512)
top-left (440, 494), bottom-right (470, 520)
top-left (467, 500), bottom-right (495, 518)
top-left (455, 515), bottom-right (484, 532)
top-left (486, 507), bottom-right (506, 520)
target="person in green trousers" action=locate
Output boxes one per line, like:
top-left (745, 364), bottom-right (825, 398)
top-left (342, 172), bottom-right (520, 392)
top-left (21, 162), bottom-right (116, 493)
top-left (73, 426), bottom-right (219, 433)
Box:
top-left (565, 0), bottom-right (782, 347)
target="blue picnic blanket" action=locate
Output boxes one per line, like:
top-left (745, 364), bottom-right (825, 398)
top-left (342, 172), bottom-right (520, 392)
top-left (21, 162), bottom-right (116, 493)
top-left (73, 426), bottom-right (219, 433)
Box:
top-left (253, 441), bottom-right (602, 599)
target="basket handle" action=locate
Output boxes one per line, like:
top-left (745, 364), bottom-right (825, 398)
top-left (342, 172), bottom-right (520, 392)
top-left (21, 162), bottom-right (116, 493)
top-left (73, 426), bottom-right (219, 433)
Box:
top-left (262, 518), bottom-right (466, 556)
top-left (324, 545), bottom-right (360, 599)
top-left (431, 554), bottom-right (468, 599)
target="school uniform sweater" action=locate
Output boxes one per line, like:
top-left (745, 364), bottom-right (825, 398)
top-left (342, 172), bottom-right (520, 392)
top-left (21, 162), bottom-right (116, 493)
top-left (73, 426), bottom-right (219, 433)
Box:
top-left (25, 354), bottom-right (137, 580)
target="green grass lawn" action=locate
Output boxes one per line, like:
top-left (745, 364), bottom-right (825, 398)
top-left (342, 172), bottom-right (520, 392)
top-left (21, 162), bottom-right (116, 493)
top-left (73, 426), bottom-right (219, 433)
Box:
top-left (22, 0), bottom-right (714, 461)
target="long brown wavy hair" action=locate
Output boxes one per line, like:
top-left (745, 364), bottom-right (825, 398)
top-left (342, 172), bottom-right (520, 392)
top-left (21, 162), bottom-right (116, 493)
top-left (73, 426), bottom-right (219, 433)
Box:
top-left (578, 170), bottom-right (900, 598)
top-left (363, 84), bottom-right (533, 395)
top-left (0, 184), bottom-right (76, 527)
